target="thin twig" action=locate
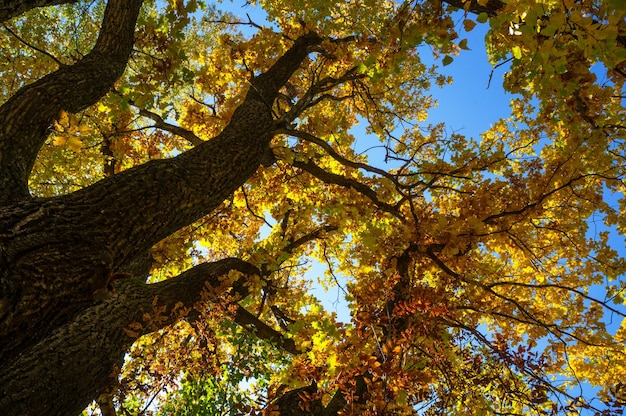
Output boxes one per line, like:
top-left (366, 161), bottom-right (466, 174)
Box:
top-left (2, 23), bottom-right (65, 66)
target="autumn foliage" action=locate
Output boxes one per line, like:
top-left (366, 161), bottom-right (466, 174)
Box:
top-left (0, 0), bottom-right (625, 415)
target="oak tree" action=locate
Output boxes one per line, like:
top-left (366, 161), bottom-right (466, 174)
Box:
top-left (0, 0), bottom-right (625, 415)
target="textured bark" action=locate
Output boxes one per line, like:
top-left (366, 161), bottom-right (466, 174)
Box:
top-left (0, 31), bottom-right (320, 365)
top-left (0, 2), bottom-right (420, 414)
top-left (0, 0), bottom-right (80, 22)
top-left (0, 1), bottom-right (409, 412)
top-left (0, 0), bottom-right (144, 364)
top-left (0, 7), bottom-right (320, 409)
top-left (0, 0), bottom-right (143, 202)
top-left (0, 258), bottom-right (259, 416)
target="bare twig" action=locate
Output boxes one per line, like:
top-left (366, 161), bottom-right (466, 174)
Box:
top-left (2, 23), bottom-right (65, 66)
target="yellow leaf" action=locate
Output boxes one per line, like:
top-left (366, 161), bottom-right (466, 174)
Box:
top-left (52, 136), bottom-right (66, 146)
top-left (97, 102), bottom-right (110, 113)
top-left (66, 136), bottom-right (83, 151)
top-left (58, 109), bottom-right (69, 126)
top-left (463, 19), bottom-right (476, 32)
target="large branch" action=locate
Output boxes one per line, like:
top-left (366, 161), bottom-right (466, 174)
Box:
top-left (0, 0), bottom-right (80, 22)
top-left (0, 0), bottom-right (142, 202)
top-left (0, 257), bottom-right (260, 415)
top-left (61, 32), bottom-right (322, 263)
top-left (231, 305), bottom-right (301, 355)
top-left (0, 32), bottom-right (321, 366)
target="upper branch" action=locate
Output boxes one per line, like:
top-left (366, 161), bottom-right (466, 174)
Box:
top-left (0, 0), bottom-right (80, 22)
top-left (53, 32), bottom-right (321, 268)
top-left (0, 0), bottom-right (143, 202)
top-left (247, 31), bottom-right (322, 104)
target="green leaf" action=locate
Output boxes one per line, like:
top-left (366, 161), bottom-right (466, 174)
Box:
top-left (442, 55), bottom-right (454, 66)
top-left (476, 12), bottom-right (489, 23)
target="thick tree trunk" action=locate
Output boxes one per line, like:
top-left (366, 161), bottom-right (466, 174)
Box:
top-left (0, 31), bottom-right (319, 366)
top-left (0, 1), bottom-right (474, 413)
top-left (0, 5), bottom-right (320, 407)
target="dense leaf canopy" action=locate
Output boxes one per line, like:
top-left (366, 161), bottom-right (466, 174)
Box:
top-left (0, 0), bottom-right (625, 415)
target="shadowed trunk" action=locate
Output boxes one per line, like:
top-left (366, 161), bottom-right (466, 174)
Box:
top-left (0, 258), bottom-right (260, 415)
top-left (0, 0), bottom-right (321, 409)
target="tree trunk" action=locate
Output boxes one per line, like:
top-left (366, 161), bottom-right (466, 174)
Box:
top-left (0, 2), bottom-right (320, 407)
top-left (0, 0), bottom-right (506, 413)
top-left (0, 29), bottom-right (319, 364)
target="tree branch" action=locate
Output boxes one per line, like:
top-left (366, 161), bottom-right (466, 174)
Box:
top-left (0, 257), bottom-right (260, 415)
top-left (0, 31), bottom-right (322, 366)
top-left (138, 108), bottom-right (204, 146)
top-left (0, 0), bottom-right (143, 202)
top-left (148, 258), bottom-right (301, 355)
top-left (2, 22), bottom-right (64, 65)
top-left (231, 304), bottom-right (301, 355)
top-left (0, 0), bottom-right (80, 22)
top-left (278, 128), bottom-right (404, 186)
top-left (291, 158), bottom-right (403, 219)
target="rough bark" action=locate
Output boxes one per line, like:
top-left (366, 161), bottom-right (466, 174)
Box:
top-left (0, 3), bottom-right (321, 408)
top-left (0, 0), bottom-right (142, 202)
top-left (0, 30), bottom-right (320, 365)
top-left (0, 0), bottom-right (144, 363)
top-left (0, 0), bottom-right (80, 22)
top-left (0, 258), bottom-right (260, 416)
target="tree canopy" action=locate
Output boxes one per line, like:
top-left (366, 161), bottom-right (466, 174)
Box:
top-left (0, 0), bottom-right (625, 415)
